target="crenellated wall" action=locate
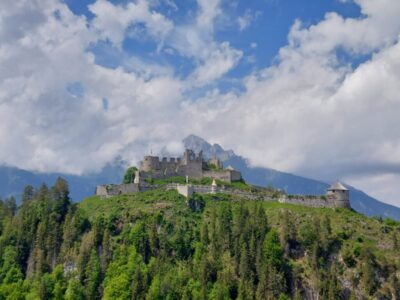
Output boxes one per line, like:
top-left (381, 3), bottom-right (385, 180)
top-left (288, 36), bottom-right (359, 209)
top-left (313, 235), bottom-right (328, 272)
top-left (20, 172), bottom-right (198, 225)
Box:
top-left (138, 149), bottom-right (240, 182)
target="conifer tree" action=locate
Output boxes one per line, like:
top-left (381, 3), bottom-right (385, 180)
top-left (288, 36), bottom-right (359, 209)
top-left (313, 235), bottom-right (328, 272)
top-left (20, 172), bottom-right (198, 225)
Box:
top-left (84, 249), bottom-right (101, 300)
top-left (65, 278), bottom-right (85, 300)
top-left (100, 228), bottom-right (111, 273)
top-left (22, 185), bottom-right (34, 203)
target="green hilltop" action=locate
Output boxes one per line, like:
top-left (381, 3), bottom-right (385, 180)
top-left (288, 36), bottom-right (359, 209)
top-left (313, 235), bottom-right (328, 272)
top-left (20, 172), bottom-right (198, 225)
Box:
top-left (0, 178), bottom-right (399, 299)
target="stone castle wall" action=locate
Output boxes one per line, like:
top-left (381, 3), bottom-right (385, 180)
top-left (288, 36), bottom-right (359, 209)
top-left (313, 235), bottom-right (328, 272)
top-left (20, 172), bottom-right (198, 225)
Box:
top-left (279, 194), bottom-right (350, 209)
top-left (96, 182), bottom-right (158, 198)
top-left (139, 150), bottom-right (204, 180)
top-left (96, 182), bottom-right (350, 209)
top-left (203, 169), bottom-right (241, 182)
top-left (96, 183), bottom-right (140, 197)
top-left (166, 184), bottom-right (274, 201)
top-left (138, 150), bottom-right (242, 183)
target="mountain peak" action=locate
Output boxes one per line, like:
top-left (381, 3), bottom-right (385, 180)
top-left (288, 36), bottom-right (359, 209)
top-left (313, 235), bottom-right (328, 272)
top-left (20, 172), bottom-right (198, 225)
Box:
top-left (182, 135), bottom-right (234, 161)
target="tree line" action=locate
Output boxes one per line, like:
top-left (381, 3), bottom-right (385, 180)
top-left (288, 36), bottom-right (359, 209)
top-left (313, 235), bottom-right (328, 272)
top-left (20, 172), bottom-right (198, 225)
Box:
top-left (0, 177), bottom-right (399, 299)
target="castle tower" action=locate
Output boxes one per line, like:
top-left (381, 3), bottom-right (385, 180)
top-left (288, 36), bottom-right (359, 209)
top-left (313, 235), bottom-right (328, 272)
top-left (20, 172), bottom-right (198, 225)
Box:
top-left (140, 155), bottom-right (160, 171)
top-left (326, 181), bottom-right (350, 208)
top-left (182, 149), bottom-right (203, 178)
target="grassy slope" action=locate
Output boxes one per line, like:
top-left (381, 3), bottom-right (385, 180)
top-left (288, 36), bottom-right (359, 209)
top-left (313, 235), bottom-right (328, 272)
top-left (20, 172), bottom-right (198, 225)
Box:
top-left (78, 186), bottom-right (400, 297)
top-left (79, 188), bottom-right (399, 266)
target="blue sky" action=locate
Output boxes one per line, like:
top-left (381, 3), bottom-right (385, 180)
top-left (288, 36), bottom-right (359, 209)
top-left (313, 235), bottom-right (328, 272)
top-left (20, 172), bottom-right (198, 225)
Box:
top-left (1, 0), bottom-right (400, 206)
top-left (65, 0), bottom-right (363, 88)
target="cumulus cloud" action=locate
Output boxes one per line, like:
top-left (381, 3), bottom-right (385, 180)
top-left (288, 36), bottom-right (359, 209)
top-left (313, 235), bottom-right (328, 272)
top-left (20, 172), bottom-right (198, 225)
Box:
top-left (89, 0), bottom-right (173, 47)
top-left (167, 0), bottom-right (243, 85)
top-left (0, 0), bottom-right (183, 174)
top-left (190, 42), bottom-right (242, 85)
top-left (1, 0), bottom-right (400, 206)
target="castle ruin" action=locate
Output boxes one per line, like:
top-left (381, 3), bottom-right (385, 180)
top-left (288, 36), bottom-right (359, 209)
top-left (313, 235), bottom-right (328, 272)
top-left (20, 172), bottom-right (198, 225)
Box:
top-left (138, 149), bottom-right (241, 183)
top-left (95, 150), bottom-right (350, 210)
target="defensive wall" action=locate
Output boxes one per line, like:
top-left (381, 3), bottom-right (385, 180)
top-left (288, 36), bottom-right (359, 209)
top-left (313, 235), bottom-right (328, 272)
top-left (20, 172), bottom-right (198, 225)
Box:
top-left (96, 182), bottom-right (157, 198)
top-left (96, 181), bottom-right (350, 209)
top-left (166, 183), bottom-right (277, 201)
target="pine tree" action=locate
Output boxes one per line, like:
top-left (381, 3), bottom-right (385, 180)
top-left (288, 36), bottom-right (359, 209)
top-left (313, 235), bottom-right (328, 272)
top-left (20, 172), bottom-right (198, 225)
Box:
top-left (65, 278), bottom-right (85, 300)
top-left (84, 249), bottom-right (101, 300)
top-left (22, 185), bottom-right (35, 203)
top-left (218, 202), bottom-right (233, 252)
top-left (51, 177), bottom-right (70, 221)
top-left (100, 228), bottom-right (111, 273)
top-left (200, 221), bottom-right (209, 246)
top-left (4, 197), bottom-right (17, 216)
top-left (131, 260), bottom-right (147, 300)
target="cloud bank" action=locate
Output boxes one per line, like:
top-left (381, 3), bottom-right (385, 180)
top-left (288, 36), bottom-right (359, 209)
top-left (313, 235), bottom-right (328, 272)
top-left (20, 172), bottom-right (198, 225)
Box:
top-left (1, 0), bottom-right (400, 206)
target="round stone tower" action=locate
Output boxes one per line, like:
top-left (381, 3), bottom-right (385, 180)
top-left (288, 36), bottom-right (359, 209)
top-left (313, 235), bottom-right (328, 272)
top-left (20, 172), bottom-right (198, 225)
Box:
top-left (326, 181), bottom-right (350, 208)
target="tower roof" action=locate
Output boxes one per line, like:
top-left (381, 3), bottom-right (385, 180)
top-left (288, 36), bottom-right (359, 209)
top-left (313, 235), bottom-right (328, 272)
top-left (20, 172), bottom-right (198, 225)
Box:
top-left (328, 181), bottom-right (348, 191)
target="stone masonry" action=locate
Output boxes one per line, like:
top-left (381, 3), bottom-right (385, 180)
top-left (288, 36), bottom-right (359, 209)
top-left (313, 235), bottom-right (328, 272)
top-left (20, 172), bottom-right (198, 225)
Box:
top-left (95, 149), bottom-right (350, 210)
top-left (138, 149), bottom-right (241, 183)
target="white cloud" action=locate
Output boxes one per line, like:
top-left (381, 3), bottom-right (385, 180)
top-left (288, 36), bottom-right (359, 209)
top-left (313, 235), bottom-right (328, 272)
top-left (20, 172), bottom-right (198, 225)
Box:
top-left (190, 42), bottom-right (242, 85)
top-left (167, 0), bottom-right (242, 85)
top-left (238, 9), bottom-right (255, 31)
top-left (196, 0), bottom-right (221, 33)
top-left (1, 0), bottom-right (400, 207)
top-left (89, 0), bottom-right (173, 47)
top-left (0, 0), bottom-right (183, 174)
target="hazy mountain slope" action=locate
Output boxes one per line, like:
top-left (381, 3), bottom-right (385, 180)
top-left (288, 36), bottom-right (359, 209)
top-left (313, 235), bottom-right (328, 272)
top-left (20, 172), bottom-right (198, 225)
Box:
top-left (183, 135), bottom-right (400, 220)
top-left (0, 161), bottom-right (124, 201)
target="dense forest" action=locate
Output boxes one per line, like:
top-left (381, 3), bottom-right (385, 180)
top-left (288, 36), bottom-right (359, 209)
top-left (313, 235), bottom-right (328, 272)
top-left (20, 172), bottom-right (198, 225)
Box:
top-left (0, 177), bottom-right (399, 299)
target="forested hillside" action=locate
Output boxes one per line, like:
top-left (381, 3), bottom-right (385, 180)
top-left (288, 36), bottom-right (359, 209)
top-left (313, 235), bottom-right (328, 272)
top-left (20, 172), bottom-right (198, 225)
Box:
top-left (0, 178), bottom-right (399, 299)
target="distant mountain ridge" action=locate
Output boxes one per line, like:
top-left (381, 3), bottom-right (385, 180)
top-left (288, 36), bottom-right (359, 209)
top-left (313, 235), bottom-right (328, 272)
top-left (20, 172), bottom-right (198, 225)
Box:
top-left (0, 161), bottom-right (125, 202)
top-left (0, 135), bottom-right (399, 220)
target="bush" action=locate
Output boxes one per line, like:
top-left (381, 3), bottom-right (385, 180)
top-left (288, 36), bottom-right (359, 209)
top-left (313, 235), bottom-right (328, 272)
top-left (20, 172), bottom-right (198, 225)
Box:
top-left (187, 194), bottom-right (205, 212)
top-left (123, 166), bottom-right (138, 184)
